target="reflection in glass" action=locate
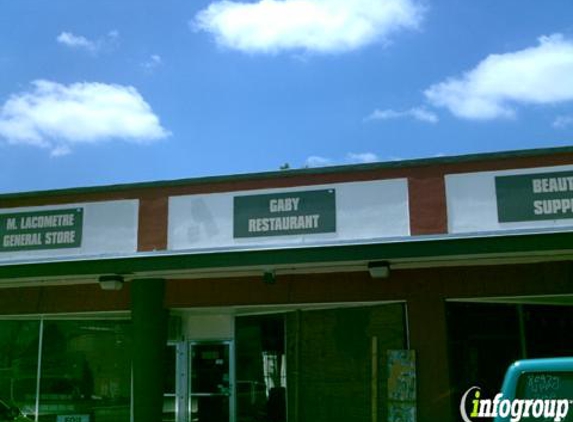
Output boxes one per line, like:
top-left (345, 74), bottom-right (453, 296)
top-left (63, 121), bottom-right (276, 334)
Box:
top-left (0, 319), bottom-right (132, 422)
top-left (38, 321), bottom-right (132, 422)
top-left (236, 315), bottom-right (286, 422)
top-left (190, 343), bottom-right (230, 422)
top-left (0, 321), bottom-right (40, 419)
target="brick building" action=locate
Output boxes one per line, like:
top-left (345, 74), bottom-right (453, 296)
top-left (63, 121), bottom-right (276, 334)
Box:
top-left (2, 146), bottom-right (573, 422)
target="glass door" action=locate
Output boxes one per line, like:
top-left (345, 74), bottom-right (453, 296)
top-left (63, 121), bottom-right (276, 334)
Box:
top-left (189, 341), bottom-right (234, 422)
top-left (164, 342), bottom-right (189, 422)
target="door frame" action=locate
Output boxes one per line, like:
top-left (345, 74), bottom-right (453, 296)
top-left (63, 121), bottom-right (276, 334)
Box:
top-left (183, 340), bottom-right (235, 422)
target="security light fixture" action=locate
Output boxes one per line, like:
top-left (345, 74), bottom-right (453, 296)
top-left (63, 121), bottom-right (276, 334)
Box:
top-left (263, 270), bottom-right (276, 285)
top-left (368, 261), bottom-right (390, 279)
top-left (99, 275), bottom-right (125, 291)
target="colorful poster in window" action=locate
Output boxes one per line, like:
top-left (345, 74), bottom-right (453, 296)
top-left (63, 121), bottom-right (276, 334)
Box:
top-left (387, 349), bottom-right (416, 422)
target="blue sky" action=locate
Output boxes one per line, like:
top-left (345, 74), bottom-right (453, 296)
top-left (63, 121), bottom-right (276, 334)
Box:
top-left (1, 0), bottom-right (573, 193)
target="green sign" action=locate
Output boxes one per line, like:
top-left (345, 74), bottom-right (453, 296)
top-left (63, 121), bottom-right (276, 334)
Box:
top-left (234, 189), bottom-right (336, 238)
top-left (0, 208), bottom-right (83, 252)
top-left (496, 171), bottom-right (573, 222)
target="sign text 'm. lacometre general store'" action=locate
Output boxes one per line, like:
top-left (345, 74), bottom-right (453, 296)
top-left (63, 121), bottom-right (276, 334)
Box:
top-left (0, 208), bottom-right (83, 252)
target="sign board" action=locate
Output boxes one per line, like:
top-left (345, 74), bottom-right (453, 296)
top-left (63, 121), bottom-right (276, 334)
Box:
top-left (446, 165), bottom-right (573, 234)
top-left (496, 171), bottom-right (573, 222)
top-left (169, 179), bottom-right (410, 251)
top-left (0, 208), bottom-right (83, 252)
top-left (233, 189), bottom-right (336, 238)
top-left (0, 200), bottom-right (139, 263)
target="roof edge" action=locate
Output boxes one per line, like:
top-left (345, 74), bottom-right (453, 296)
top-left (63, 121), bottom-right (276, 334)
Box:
top-left (2, 144), bottom-right (573, 201)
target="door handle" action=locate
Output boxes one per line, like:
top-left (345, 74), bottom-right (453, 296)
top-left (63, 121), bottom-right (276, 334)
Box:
top-left (218, 384), bottom-right (232, 396)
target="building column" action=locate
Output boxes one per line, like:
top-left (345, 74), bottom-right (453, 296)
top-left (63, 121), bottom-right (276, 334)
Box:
top-left (407, 295), bottom-right (453, 422)
top-left (131, 278), bottom-right (168, 422)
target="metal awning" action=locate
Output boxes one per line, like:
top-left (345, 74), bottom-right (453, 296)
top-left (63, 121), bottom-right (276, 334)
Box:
top-left (1, 229), bottom-right (573, 285)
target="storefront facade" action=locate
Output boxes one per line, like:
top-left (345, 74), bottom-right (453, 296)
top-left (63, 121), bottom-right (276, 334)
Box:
top-left (2, 146), bottom-right (573, 422)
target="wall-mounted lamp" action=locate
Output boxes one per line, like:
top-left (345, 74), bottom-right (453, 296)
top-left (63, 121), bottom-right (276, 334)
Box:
top-left (368, 261), bottom-right (390, 279)
top-left (98, 275), bottom-right (125, 291)
top-left (263, 270), bottom-right (276, 285)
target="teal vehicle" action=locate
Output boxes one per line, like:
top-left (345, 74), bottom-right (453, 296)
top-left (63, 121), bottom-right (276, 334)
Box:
top-left (494, 358), bottom-right (573, 421)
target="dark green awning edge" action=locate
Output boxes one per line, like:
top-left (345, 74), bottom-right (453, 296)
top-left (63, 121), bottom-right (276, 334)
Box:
top-left (1, 231), bottom-right (572, 280)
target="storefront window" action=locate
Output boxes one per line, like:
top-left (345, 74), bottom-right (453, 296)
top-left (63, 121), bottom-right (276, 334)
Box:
top-left (0, 318), bottom-right (132, 422)
top-left (0, 320), bottom-right (40, 418)
top-left (447, 302), bottom-right (522, 408)
top-left (236, 315), bottom-right (286, 422)
top-left (38, 320), bottom-right (132, 422)
top-left (448, 302), bottom-right (573, 414)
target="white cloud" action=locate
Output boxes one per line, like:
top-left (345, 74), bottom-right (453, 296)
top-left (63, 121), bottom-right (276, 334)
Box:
top-left (193, 0), bottom-right (424, 54)
top-left (57, 32), bottom-right (97, 52)
top-left (346, 152), bottom-right (379, 163)
top-left (305, 152), bottom-right (380, 167)
top-left (0, 80), bottom-right (170, 155)
top-left (56, 30), bottom-right (120, 54)
top-left (425, 34), bottom-right (573, 120)
top-left (366, 106), bottom-right (438, 123)
top-left (553, 115), bottom-right (573, 129)
top-left (142, 54), bottom-right (163, 72)
top-left (50, 144), bottom-right (72, 158)
top-left (305, 155), bottom-right (334, 167)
